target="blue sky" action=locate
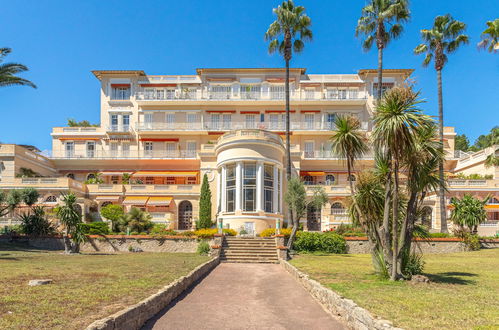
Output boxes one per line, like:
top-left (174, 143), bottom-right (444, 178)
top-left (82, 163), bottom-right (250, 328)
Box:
top-left (1, 0), bottom-right (498, 152)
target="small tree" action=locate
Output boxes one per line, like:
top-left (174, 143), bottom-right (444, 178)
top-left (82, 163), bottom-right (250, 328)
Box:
top-left (0, 188), bottom-right (39, 217)
top-left (118, 207), bottom-right (153, 233)
top-left (451, 194), bottom-right (488, 234)
top-left (57, 192), bottom-right (84, 253)
top-left (197, 174), bottom-right (212, 229)
top-left (100, 204), bottom-right (124, 232)
top-left (284, 177), bottom-right (307, 248)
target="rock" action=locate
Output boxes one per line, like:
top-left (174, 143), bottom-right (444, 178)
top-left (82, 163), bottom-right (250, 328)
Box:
top-left (28, 279), bottom-right (53, 286)
top-left (410, 274), bottom-right (430, 283)
top-left (129, 246), bottom-right (143, 253)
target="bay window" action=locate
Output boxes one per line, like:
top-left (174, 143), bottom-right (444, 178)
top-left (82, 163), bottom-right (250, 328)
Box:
top-left (264, 164), bottom-right (274, 213)
top-left (226, 165), bottom-right (236, 212)
top-left (243, 163), bottom-right (256, 212)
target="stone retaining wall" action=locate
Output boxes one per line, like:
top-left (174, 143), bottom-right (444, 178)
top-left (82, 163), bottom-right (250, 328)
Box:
top-left (86, 257), bottom-right (220, 330)
top-left (346, 239), bottom-right (469, 254)
top-left (281, 260), bottom-right (401, 330)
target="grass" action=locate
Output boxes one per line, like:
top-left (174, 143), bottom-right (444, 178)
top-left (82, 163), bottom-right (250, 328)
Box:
top-left (0, 243), bottom-right (209, 329)
top-left (290, 249), bottom-right (499, 329)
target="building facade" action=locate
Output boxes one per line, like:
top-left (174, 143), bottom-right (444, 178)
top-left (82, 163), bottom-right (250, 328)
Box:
top-left (1, 68), bottom-right (497, 235)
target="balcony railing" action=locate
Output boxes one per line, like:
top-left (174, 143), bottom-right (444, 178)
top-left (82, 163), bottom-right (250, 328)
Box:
top-left (135, 89), bottom-right (368, 101)
top-left (448, 179), bottom-right (492, 187)
top-left (1, 177), bottom-right (84, 191)
top-left (51, 150), bottom-right (198, 159)
top-left (302, 150), bottom-right (373, 159)
top-left (106, 125), bottom-right (132, 132)
top-left (136, 122), bottom-right (203, 131)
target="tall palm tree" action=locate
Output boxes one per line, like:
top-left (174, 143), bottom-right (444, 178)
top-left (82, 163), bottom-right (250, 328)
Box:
top-left (265, 0), bottom-right (312, 181)
top-left (477, 18), bottom-right (499, 53)
top-left (414, 14), bottom-right (468, 233)
top-left (356, 0), bottom-right (410, 100)
top-left (330, 115), bottom-right (368, 196)
top-left (0, 48), bottom-right (36, 89)
top-left (373, 86), bottom-right (432, 280)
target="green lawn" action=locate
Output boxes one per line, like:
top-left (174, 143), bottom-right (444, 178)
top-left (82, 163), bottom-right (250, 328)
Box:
top-left (291, 249), bottom-right (499, 330)
top-left (0, 243), bottom-right (209, 329)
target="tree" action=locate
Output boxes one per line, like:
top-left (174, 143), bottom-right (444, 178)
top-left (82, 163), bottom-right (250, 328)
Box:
top-left (84, 172), bottom-right (104, 184)
top-left (100, 204), bottom-right (124, 232)
top-left (265, 0), bottom-right (312, 238)
top-left (56, 193), bottom-right (84, 253)
top-left (0, 48), bottom-right (36, 89)
top-left (477, 18), bottom-right (499, 53)
top-left (356, 0), bottom-right (410, 100)
top-left (67, 119), bottom-right (99, 127)
top-left (414, 14), bottom-right (468, 233)
top-left (471, 126), bottom-right (499, 151)
top-left (198, 174), bottom-right (212, 229)
top-left (118, 207), bottom-right (153, 233)
top-left (0, 188), bottom-right (39, 217)
top-left (329, 115), bottom-right (369, 225)
top-left (18, 206), bottom-right (55, 236)
top-left (451, 194), bottom-right (488, 234)
top-left (485, 153), bottom-right (499, 168)
top-left (284, 178), bottom-right (328, 249)
top-left (455, 133), bottom-right (470, 152)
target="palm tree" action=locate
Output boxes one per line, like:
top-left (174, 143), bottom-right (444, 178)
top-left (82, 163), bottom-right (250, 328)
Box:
top-left (118, 207), bottom-right (153, 233)
top-left (477, 18), bottom-right (499, 53)
top-left (0, 48), bottom-right (36, 89)
top-left (372, 86), bottom-right (432, 280)
top-left (330, 115), bottom-right (369, 197)
top-left (265, 0), bottom-right (312, 181)
top-left (451, 194), bottom-right (488, 234)
top-left (57, 193), bottom-right (83, 253)
top-left (356, 0), bottom-right (410, 100)
top-left (414, 14), bottom-right (468, 233)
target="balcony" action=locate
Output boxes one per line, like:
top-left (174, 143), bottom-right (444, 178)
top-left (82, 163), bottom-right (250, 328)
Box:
top-left (106, 125), bottom-right (132, 133)
top-left (302, 150), bottom-right (373, 160)
top-left (0, 177), bottom-right (84, 191)
top-left (51, 150), bottom-right (198, 159)
top-left (86, 184), bottom-right (125, 194)
top-left (447, 179), bottom-right (497, 188)
top-left (305, 184), bottom-right (352, 195)
top-left (123, 184), bottom-right (201, 195)
top-left (136, 91), bottom-right (199, 101)
top-left (136, 122), bottom-right (203, 131)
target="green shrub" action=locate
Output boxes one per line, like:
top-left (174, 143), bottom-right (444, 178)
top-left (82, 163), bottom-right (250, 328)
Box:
top-left (0, 225), bottom-right (23, 235)
top-left (464, 234), bottom-right (481, 251)
top-left (18, 206), bottom-right (56, 236)
top-left (428, 232), bottom-right (452, 238)
top-left (293, 232), bottom-right (347, 254)
top-left (402, 250), bottom-right (425, 277)
top-left (194, 228), bottom-right (217, 238)
top-left (259, 228), bottom-right (293, 237)
top-left (150, 224), bottom-right (178, 236)
top-left (130, 231), bottom-right (139, 235)
top-left (180, 230), bottom-right (196, 237)
top-left (80, 222), bottom-right (110, 235)
top-left (223, 228), bottom-right (237, 236)
top-left (197, 240), bottom-right (210, 255)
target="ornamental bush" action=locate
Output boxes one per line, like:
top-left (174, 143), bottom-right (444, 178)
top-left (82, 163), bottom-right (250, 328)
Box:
top-left (197, 174), bottom-right (212, 229)
top-left (223, 228), bottom-right (237, 236)
top-left (259, 228), bottom-right (292, 238)
top-left (194, 228), bottom-right (217, 238)
top-left (80, 222), bottom-right (110, 235)
top-left (197, 240), bottom-right (210, 255)
top-left (293, 231), bottom-right (347, 254)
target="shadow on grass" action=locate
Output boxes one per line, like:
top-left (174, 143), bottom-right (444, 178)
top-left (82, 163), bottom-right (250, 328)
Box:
top-left (426, 271), bottom-right (478, 285)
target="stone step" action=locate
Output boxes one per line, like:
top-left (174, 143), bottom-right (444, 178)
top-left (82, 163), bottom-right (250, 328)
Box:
top-left (220, 256), bottom-right (279, 262)
top-left (220, 259), bottom-right (279, 264)
top-left (221, 252), bottom-right (278, 257)
top-left (221, 246), bottom-right (276, 251)
top-left (223, 244), bottom-right (276, 248)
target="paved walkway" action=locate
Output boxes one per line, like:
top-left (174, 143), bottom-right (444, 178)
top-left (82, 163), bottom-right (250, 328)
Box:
top-left (143, 263), bottom-right (346, 330)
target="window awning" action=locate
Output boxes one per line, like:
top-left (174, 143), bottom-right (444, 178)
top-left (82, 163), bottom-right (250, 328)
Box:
top-left (123, 196), bottom-right (149, 205)
top-left (95, 195), bottom-right (121, 201)
top-left (147, 196), bottom-right (173, 206)
top-left (100, 172), bottom-right (132, 176)
top-left (302, 171), bottom-right (326, 176)
top-left (485, 205), bottom-right (499, 210)
top-left (132, 171), bottom-right (198, 177)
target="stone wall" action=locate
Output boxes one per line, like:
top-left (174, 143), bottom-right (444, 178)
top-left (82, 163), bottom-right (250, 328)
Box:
top-left (345, 238), bottom-right (470, 254)
top-left (86, 257), bottom-right (219, 330)
top-left (281, 260), bottom-right (401, 330)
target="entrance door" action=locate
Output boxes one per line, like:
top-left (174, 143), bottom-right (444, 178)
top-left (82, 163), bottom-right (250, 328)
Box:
top-left (307, 204), bottom-right (321, 231)
top-left (178, 201), bottom-right (193, 230)
top-left (244, 222), bottom-right (255, 235)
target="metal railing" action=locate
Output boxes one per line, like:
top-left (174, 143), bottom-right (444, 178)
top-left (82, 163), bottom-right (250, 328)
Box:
top-left (51, 150), bottom-right (198, 159)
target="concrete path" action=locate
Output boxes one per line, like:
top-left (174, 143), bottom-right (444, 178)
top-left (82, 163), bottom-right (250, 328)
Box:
top-left (143, 263), bottom-right (346, 330)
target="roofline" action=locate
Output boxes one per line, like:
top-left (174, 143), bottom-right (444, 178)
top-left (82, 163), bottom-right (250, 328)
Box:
top-left (196, 68), bottom-right (307, 75)
top-left (358, 69), bottom-right (414, 78)
top-left (91, 70), bottom-right (146, 80)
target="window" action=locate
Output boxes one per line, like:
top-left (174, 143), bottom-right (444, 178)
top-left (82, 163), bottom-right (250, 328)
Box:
top-left (86, 141), bottom-right (96, 158)
top-left (245, 115), bottom-right (256, 129)
top-left (165, 113), bottom-right (175, 129)
top-left (303, 175), bottom-right (314, 185)
top-left (338, 89), bottom-right (347, 99)
top-left (111, 176), bottom-right (119, 184)
top-left (65, 142), bottom-right (74, 158)
top-left (45, 195), bottom-right (57, 203)
top-left (110, 142), bottom-right (118, 157)
top-left (166, 176), bottom-right (175, 184)
top-left (326, 89), bottom-right (338, 99)
top-left (270, 85), bottom-right (285, 99)
top-left (186, 113), bottom-right (199, 129)
top-left (145, 176), bottom-right (154, 184)
top-left (325, 113), bottom-right (336, 130)
top-left (325, 175), bottom-right (335, 185)
top-left (165, 142), bottom-right (176, 157)
top-left (122, 115), bottom-right (130, 131)
top-left (186, 141), bottom-right (197, 158)
top-left (226, 165), bottom-right (236, 212)
top-left (210, 85), bottom-right (231, 99)
top-left (166, 89), bottom-right (175, 100)
top-left (144, 113), bottom-right (153, 129)
top-left (347, 174), bottom-right (356, 182)
top-left (243, 163), bottom-right (256, 212)
top-left (110, 114), bottom-right (119, 131)
top-left (86, 173), bottom-right (95, 181)
top-left (264, 164), bottom-right (274, 213)
top-left (331, 202), bottom-right (345, 215)
top-left (373, 83), bottom-right (393, 98)
top-left (66, 173), bottom-right (75, 179)
top-left (304, 114), bottom-right (315, 130)
top-left (122, 143), bottom-right (130, 157)
top-left (304, 141), bottom-right (314, 158)
top-left (277, 169), bottom-right (281, 212)
top-left (269, 114), bottom-right (284, 130)
top-left (111, 86), bottom-right (130, 100)
top-left (144, 142), bottom-right (153, 157)
top-left (348, 89), bottom-right (359, 99)
top-left (187, 176), bottom-right (197, 184)
top-left (210, 114), bottom-right (220, 130)
top-left (222, 114), bottom-right (232, 130)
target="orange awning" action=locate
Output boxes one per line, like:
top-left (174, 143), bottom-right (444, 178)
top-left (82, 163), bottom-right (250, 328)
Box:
top-left (147, 196), bottom-right (173, 206)
top-left (123, 196), bottom-right (149, 205)
top-left (132, 171), bottom-right (198, 177)
top-left (95, 195), bottom-right (121, 201)
top-left (303, 171), bottom-right (326, 177)
top-left (485, 205), bottom-right (499, 210)
top-left (58, 137), bottom-right (101, 140)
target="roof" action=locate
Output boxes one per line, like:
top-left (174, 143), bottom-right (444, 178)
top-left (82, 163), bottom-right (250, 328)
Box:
top-left (196, 68), bottom-right (307, 75)
top-left (91, 70), bottom-right (146, 80)
top-left (358, 69), bottom-right (414, 78)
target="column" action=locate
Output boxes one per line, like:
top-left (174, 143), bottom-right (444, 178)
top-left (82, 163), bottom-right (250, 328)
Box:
top-left (279, 169), bottom-right (283, 213)
top-left (235, 162), bottom-right (242, 212)
top-left (220, 166), bottom-right (226, 212)
top-left (256, 161), bottom-right (264, 212)
top-left (273, 165), bottom-right (279, 213)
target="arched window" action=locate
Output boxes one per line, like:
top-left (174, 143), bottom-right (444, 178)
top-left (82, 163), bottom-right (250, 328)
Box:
top-left (66, 173), bottom-right (75, 179)
top-left (489, 197), bottom-right (499, 204)
top-left (331, 202), bottom-right (345, 215)
top-left (347, 174), bottom-right (356, 182)
top-left (419, 206), bottom-right (433, 228)
top-left (45, 195), bottom-right (57, 203)
top-left (100, 201), bottom-right (113, 208)
top-left (86, 173), bottom-right (95, 181)
top-left (325, 175), bottom-right (335, 185)
top-left (303, 175), bottom-right (314, 185)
